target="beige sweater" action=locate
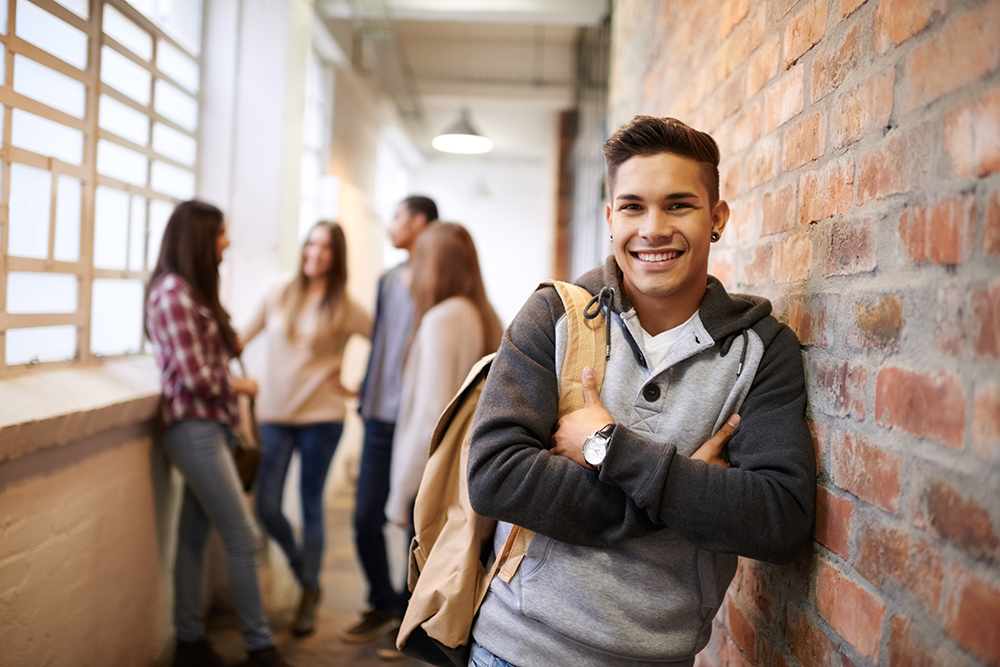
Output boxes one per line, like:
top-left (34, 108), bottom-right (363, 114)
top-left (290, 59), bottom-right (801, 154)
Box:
top-left (243, 285), bottom-right (372, 424)
top-left (385, 297), bottom-right (486, 526)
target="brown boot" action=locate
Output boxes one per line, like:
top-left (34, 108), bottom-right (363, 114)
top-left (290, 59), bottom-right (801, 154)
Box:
top-left (292, 587), bottom-right (321, 637)
top-left (246, 645), bottom-right (292, 667)
top-left (173, 637), bottom-right (225, 667)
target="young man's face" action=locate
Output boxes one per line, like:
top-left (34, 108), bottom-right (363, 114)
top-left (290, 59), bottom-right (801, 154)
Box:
top-left (388, 202), bottom-right (426, 252)
top-left (605, 152), bottom-right (728, 318)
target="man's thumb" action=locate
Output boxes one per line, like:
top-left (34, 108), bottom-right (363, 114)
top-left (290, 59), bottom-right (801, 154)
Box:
top-left (581, 366), bottom-right (600, 406)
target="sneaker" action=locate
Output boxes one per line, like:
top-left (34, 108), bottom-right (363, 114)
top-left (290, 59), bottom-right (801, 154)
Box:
top-left (339, 608), bottom-right (399, 643)
top-left (173, 637), bottom-right (225, 667)
top-left (375, 648), bottom-right (406, 661)
top-left (292, 587), bottom-right (321, 637)
top-left (245, 645), bottom-right (292, 667)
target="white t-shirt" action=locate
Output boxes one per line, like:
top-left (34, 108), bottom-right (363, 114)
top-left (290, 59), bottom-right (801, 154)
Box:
top-left (640, 310), bottom-right (700, 369)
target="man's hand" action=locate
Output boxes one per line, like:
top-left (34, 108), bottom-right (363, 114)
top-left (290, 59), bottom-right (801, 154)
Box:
top-left (230, 376), bottom-right (259, 398)
top-left (691, 414), bottom-right (740, 468)
top-left (327, 371), bottom-right (359, 398)
top-left (550, 366), bottom-right (614, 467)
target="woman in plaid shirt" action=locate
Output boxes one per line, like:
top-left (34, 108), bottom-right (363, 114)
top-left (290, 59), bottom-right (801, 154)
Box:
top-left (146, 201), bottom-right (291, 667)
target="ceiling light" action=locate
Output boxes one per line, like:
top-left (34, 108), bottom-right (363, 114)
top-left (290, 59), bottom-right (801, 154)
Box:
top-left (432, 108), bottom-right (493, 154)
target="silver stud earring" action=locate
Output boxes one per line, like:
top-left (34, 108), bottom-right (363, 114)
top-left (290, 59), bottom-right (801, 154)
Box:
top-left (609, 234), bottom-right (613, 242)
top-left (711, 231), bottom-right (720, 242)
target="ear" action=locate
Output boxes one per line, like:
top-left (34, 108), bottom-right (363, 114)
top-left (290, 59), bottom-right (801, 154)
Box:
top-left (605, 202), bottom-right (613, 230)
top-left (711, 200), bottom-right (731, 238)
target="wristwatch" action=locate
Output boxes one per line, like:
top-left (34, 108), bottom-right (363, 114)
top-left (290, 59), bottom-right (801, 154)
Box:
top-left (583, 423), bottom-right (616, 471)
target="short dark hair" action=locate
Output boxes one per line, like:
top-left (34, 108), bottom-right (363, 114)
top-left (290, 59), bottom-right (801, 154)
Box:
top-left (603, 116), bottom-right (721, 206)
top-left (402, 195), bottom-right (439, 223)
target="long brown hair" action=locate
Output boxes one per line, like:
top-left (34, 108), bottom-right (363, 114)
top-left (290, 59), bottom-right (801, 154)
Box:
top-left (407, 222), bottom-right (502, 359)
top-left (145, 200), bottom-right (238, 355)
top-left (279, 221), bottom-right (349, 355)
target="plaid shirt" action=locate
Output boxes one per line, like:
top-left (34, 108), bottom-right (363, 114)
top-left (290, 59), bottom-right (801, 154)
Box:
top-left (146, 274), bottom-right (239, 431)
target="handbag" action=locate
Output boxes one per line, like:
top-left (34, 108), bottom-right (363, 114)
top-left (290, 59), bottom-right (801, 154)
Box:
top-left (232, 358), bottom-right (262, 492)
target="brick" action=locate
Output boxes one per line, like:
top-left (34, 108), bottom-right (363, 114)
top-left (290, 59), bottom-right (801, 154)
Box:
top-left (761, 183), bottom-right (797, 236)
top-left (903, 4), bottom-right (1000, 112)
top-left (812, 360), bottom-right (868, 421)
top-left (832, 430), bottom-right (901, 512)
top-left (858, 133), bottom-right (909, 204)
top-left (721, 159), bottom-right (741, 199)
top-left (730, 103), bottom-right (762, 155)
top-left (718, 629), bottom-right (751, 667)
top-left (800, 155), bottom-right (854, 225)
top-left (944, 89), bottom-right (1000, 179)
top-left (944, 563), bottom-right (1000, 664)
top-left (853, 295), bottom-right (902, 349)
top-left (815, 486), bottom-right (853, 558)
top-left (907, 538), bottom-right (944, 614)
top-left (889, 616), bottom-right (937, 667)
top-left (826, 219), bottom-right (875, 277)
top-left (758, 637), bottom-right (789, 667)
top-left (897, 195), bottom-right (976, 265)
top-left (919, 478), bottom-right (1000, 560)
top-left (810, 419), bottom-right (829, 477)
top-left (875, 367), bottom-right (966, 448)
top-left (711, 254), bottom-right (735, 287)
top-left (784, 0), bottom-right (828, 68)
top-left (738, 560), bottom-right (779, 625)
top-left (856, 520), bottom-right (907, 586)
top-left (742, 242), bottom-right (771, 286)
top-left (747, 36), bottom-right (779, 100)
top-left (720, 0), bottom-right (750, 40)
top-left (813, 22), bottom-right (865, 102)
top-left (769, 0), bottom-right (798, 23)
top-left (773, 232), bottom-right (813, 282)
top-left (786, 604), bottom-right (839, 667)
top-left (972, 279), bottom-right (1000, 358)
top-left (783, 292), bottom-right (831, 348)
top-left (816, 560), bottom-right (886, 661)
top-left (765, 65), bottom-right (804, 134)
top-left (875, 0), bottom-right (945, 53)
top-left (936, 282), bottom-right (967, 356)
top-left (831, 68), bottom-right (894, 150)
top-left (727, 599), bottom-right (756, 663)
top-left (784, 112), bottom-right (825, 171)
top-left (727, 196), bottom-right (761, 242)
top-left (746, 137), bottom-right (777, 189)
top-left (973, 383), bottom-right (1000, 462)
top-left (838, 0), bottom-right (866, 22)
top-left (987, 190), bottom-right (1000, 255)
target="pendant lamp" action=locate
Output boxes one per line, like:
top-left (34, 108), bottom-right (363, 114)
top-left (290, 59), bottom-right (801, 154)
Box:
top-left (432, 108), bottom-right (493, 154)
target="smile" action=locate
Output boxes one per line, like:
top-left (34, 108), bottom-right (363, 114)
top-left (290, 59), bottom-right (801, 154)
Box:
top-left (633, 250), bottom-right (683, 262)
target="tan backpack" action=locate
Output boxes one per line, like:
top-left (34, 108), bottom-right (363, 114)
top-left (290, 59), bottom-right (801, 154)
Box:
top-left (396, 281), bottom-right (607, 666)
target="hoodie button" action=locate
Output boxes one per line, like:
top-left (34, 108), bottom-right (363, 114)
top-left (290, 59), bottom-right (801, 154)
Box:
top-left (642, 383), bottom-right (660, 402)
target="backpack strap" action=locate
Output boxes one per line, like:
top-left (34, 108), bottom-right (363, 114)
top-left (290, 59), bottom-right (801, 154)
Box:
top-left (494, 281), bottom-right (608, 584)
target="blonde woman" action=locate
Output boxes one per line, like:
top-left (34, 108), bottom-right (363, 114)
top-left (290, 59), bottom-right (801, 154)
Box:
top-left (385, 222), bottom-right (503, 531)
top-left (242, 222), bottom-right (371, 636)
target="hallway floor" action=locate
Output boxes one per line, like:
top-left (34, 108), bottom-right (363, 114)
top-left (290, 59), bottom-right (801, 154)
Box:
top-left (204, 489), bottom-right (426, 667)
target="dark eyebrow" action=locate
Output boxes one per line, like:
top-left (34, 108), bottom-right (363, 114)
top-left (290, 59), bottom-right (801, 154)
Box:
top-left (664, 192), bottom-right (701, 200)
top-left (614, 193), bottom-right (643, 202)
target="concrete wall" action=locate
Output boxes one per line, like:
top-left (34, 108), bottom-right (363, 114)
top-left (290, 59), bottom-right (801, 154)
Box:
top-left (608, 1), bottom-right (1000, 666)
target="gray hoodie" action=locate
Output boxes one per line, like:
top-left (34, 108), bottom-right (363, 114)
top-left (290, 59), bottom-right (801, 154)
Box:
top-left (467, 258), bottom-right (815, 667)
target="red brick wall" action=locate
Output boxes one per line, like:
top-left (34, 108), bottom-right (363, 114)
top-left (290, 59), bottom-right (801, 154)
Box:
top-left (608, 1), bottom-right (1000, 665)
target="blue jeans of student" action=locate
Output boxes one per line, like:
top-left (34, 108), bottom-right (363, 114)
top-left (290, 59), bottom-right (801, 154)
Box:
top-left (255, 421), bottom-right (343, 590)
top-left (162, 419), bottom-right (274, 651)
top-left (352, 419), bottom-right (404, 612)
top-left (469, 641), bottom-right (518, 667)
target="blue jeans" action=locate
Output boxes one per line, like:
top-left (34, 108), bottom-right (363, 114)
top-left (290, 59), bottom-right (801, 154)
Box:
top-left (162, 420), bottom-right (274, 651)
top-left (255, 421), bottom-right (343, 590)
top-left (352, 419), bottom-right (405, 612)
top-left (470, 641), bottom-right (518, 667)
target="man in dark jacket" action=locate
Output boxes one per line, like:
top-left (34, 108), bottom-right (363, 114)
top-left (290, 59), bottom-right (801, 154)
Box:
top-left (467, 116), bottom-right (815, 667)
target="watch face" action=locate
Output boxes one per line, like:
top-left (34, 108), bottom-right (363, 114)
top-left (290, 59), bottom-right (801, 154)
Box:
top-left (583, 435), bottom-right (606, 466)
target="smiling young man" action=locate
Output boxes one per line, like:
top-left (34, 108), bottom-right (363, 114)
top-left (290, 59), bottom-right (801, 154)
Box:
top-left (466, 116), bottom-right (816, 667)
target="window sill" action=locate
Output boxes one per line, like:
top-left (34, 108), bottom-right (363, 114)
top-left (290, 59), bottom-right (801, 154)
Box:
top-left (0, 356), bottom-right (162, 463)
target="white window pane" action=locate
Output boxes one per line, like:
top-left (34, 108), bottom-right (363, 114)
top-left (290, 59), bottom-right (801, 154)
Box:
top-left (0, 48), bottom-right (6, 85)
top-left (54, 175), bottom-right (82, 262)
top-left (6, 272), bottom-right (78, 314)
top-left (97, 139), bottom-right (148, 186)
top-left (13, 55), bottom-right (87, 118)
top-left (151, 160), bottom-right (194, 199)
top-left (8, 163), bottom-right (51, 259)
top-left (11, 109), bottom-right (85, 164)
top-left (128, 0), bottom-right (201, 55)
top-left (6, 325), bottom-right (77, 365)
top-left (103, 5), bottom-right (152, 61)
top-left (94, 186), bottom-right (129, 270)
top-left (101, 45), bottom-right (151, 105)
top-left (51, 0), bottom-right (87, 19)
top-left (154, 79), bottom-right (197, 131)
top-left (99, 94), bottom-right (150, 145)
top-left (128, 196), bottom-right (147, 271)
top-left (15, 0), bottom-right (88, 70)
top-left (152, 122), bottom-right (195, 165)
top-left (147, 199), bottom-right (173, 270)
top-left (157, 38), bottom-right (199, 92)
top-left (0, 0), bottom-right (7, 33)
top-left (91, 279), bottom-right (144, 356)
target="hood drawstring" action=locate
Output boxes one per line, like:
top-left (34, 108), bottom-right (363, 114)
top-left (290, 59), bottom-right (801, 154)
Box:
top-left (585, 287), bottom-right (614, 361)
top-left (720, 329), bottom-right (749, 377)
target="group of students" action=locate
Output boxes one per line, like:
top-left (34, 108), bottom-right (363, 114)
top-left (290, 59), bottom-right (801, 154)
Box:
top-left (146, 115), bottom-right (816, 667)
top-left (146, 194), bottom-right (500, 666)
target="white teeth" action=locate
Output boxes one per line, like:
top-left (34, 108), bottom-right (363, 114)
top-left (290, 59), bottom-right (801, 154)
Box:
top-left (636, 250), bottom-right (680, 262)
